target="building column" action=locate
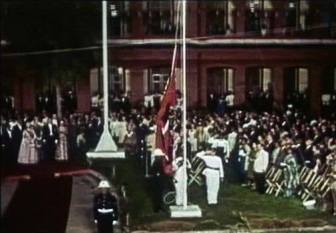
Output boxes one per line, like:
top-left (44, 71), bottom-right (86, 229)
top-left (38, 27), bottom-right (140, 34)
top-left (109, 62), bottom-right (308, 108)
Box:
top-left (234, 65), bottom-right (246, 107)
top-left (309, 65), bottom-right (322, 114)
top-left (200, 65), bottom-right (207, 107)
top-left (129, 68), bottom-right (145, 103)
top-left (187, 63), bottom-right (198, 107)
top-left (199, 2), bottom-right (207, 37)
top-left (14, 77), bottom-right (23, 110)
top-left (131, 2), bottom-right (145, 37)
top-left (235, 1), bottom-right (246, 34)
top-left (187, 1), bottom-right (198, 38)
top-left (273, 66), bottom-right (284, 110)
top-left (77, 77), bottom-right (91, 112)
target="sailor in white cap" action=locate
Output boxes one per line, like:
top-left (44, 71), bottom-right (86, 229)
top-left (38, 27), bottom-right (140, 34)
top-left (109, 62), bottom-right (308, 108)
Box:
top-left (196, 145), bottom-right (224, 205)
top-left (93, 180), bottom-right (118, 233)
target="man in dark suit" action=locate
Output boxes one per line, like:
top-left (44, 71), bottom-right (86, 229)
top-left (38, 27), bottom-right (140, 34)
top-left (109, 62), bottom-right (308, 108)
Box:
top-left (42, 118), bottom-right (59, 161)
top-left (9, 119), bottom-right (22, 165)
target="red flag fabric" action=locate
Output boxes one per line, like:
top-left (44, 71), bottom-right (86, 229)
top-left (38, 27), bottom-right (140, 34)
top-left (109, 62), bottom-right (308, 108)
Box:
top-left (155, 73), bottom-right (176, 176)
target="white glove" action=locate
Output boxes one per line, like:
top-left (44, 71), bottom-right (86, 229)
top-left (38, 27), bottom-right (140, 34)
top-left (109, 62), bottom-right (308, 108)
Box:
top-left (280, 162), bottom-right (287, 167)
top-left (94, 219), bottom-right (98, 224)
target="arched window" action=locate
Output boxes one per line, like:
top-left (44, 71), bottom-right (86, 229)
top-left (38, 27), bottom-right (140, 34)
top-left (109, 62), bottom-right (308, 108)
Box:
top-left (246, 67), bottom-right (272, 94)
top-left (148, 67), bottom-right (170, 94)
top-left (206, 0), bottom-right (236, 35)
top-left (207, 67), bottom-right (234, 96)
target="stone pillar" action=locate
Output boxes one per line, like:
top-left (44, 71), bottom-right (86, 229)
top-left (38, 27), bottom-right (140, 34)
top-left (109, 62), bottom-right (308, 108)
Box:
top-left (235, 1), bottom-right (246, 34)
top-left (200, 65), bottom-right (207, 107)
top-left (77, 77), bottom-right (91, 113)
top-left (234, 65), bottom-right (246, 107)
top-left (14, 77), bottom-right (22, 110)
top-left (187, 63), bottom-right (198, 107)
top-left (309, 66), bottom-right (322, 115)
top-left (129, 69), bottom-right (144, 103)
top-left (131, 2), bottom-right (145, 37)
top-left (273, 66), bottom-right (284, 110)
top-left (199, 2), bottom-right (207, 36)
top-left (187, 1), bottom-right (198, 38)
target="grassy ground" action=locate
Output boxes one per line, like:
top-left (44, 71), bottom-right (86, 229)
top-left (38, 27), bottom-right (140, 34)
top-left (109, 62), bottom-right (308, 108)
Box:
top-left (92, 157), bottom-right (336, 231)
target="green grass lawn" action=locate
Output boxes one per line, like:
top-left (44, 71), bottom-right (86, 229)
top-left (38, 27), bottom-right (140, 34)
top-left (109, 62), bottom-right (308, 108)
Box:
top-left (92, 157), bottom-right (336, 231)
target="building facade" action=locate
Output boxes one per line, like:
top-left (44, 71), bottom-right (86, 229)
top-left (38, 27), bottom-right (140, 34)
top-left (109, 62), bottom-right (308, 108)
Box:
top-left (4, 0), bottom-right (336, 114)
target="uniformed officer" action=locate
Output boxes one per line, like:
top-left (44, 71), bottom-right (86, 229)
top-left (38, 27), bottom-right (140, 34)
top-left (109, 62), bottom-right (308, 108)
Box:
top-left (196, 146), bottom-right (224, 205)
top-left (93, 180), bottom-right (119, 233)
top-left (172, 155), bottom-right (191, 206)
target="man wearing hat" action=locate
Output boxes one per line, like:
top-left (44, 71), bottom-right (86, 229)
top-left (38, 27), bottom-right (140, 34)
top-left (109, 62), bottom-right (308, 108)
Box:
top-left (93, 180), bottom-right (118, 233)
top-left (196, 145), bottom-right (224, 205)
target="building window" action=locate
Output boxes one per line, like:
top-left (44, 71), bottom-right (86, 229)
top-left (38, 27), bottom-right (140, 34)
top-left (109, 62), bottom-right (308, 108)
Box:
top-left (322, 67), bottom-right (336, 94)
top-left (245, 0), bottom-right (274, 35)
top-left (285, 0), bottom-right (309, 31)
top-left (295, 68), bottom-right (308, 93)
top-left (109, 67), bottom-right (125, 94)
top-left (206, 1), bottom-right (235, 35)
top-left (143, 0), bottom-right (176, 35)
top-left (110, 1), bottom-right (132, 37)
top-left (207, 68), bottom-right (234, 96)
top-left (246, 67), bottom-right (272, 93)
top-left (148, 67), bottom-right (170, 94)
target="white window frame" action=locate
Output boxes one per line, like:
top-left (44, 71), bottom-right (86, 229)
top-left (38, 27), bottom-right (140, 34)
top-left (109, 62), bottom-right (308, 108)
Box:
top-left (295, 68), bottom-right (309, 93)
top-left (258, 68), bottom-right (272, 91)
top-left (148, 67), bottom-right (170, 93)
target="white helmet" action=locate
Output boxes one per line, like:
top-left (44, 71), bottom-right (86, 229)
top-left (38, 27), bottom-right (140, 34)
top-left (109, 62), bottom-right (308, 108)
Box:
top-left (98, 180), bottom-right (111, 189)
top-left (153, 148), bottom-right (166, 157)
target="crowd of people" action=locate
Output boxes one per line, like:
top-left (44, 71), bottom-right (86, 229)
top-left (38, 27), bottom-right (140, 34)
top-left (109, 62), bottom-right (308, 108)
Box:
top-left (1, 92), bottom-right (335, 216)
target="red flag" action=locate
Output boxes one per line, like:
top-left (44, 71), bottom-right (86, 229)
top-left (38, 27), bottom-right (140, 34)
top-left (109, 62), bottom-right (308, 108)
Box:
top-left (155, 73), bottom-right (176, 175)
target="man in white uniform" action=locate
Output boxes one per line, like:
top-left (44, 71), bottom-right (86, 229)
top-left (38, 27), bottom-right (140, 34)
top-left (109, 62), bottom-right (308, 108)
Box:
top-left (172, 155), bottom-right (191, 206)
top-left (196, 147), bottom-right (224, 205)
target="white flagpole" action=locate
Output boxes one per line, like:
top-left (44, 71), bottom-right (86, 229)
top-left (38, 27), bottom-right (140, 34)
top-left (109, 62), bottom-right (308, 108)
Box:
top-left (102, 0), bottom-right (109, 131)
top-left (182, 0), bottom-right (188, 210)
top-left (170, 0), bottom-right (201, 217)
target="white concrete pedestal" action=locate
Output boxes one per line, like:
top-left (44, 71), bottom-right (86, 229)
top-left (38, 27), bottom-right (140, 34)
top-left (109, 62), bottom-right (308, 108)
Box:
top-left (169, 205), bottom-right (202, 218)
top-left (86, 127), bottom-right (125, 160)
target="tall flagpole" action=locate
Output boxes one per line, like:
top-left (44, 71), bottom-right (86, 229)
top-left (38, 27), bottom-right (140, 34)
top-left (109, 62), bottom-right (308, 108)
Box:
top-left (102, 0), bottom-right (109, 132)
top-left (182, 0), bottom-right (188, 210)
top-left (170, 0), bottom-right (201, 217)
top-left (87, 1), bottom-right (125, 162)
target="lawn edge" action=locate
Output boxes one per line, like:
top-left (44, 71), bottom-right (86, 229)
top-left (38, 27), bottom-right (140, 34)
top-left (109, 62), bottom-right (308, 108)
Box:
top-left (132, 225), bottom-right (336, 233)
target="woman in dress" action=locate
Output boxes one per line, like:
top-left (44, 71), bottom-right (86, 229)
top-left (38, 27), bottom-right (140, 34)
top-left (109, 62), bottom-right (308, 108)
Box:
top-left (17, 122), bottom-right (39, 165)
top-left (281, 148), bottom-right (299, 197)
top-left (55, 120), bottom-right (69, 161)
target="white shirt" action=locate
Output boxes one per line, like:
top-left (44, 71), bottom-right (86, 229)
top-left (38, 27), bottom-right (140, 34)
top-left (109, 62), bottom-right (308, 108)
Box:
top-left (214, 138), bottom-right (230, 159)
top-left (225, 94), bottom-right (234, 106)
top-left (197, 151), bottom-right (224, 178)
top-left (253, 149), bottom-right (269, 173)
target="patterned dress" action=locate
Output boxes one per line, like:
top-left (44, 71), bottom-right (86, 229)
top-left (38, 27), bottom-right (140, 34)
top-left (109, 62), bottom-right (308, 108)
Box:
top-left (17, 128), bottom-right (39, 164)
top-left (283, 153), bottom-right (299, 197)
top-left (55, 125), bottom-right (69, 161)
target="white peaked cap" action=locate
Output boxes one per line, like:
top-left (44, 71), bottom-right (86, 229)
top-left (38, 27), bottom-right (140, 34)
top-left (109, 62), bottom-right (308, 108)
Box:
top-left (153, 148), bottom-right (166, 157)
top-left (98, 180), bottom-right (111, 188)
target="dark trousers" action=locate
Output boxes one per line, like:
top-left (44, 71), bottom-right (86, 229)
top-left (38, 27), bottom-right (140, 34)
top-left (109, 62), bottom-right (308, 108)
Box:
top-left (151, 175), bottom-right (164, 212)
top-left (97, 213), bottom-right (114, 233)
top-left (254, 172), bottom-right (266, 194)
